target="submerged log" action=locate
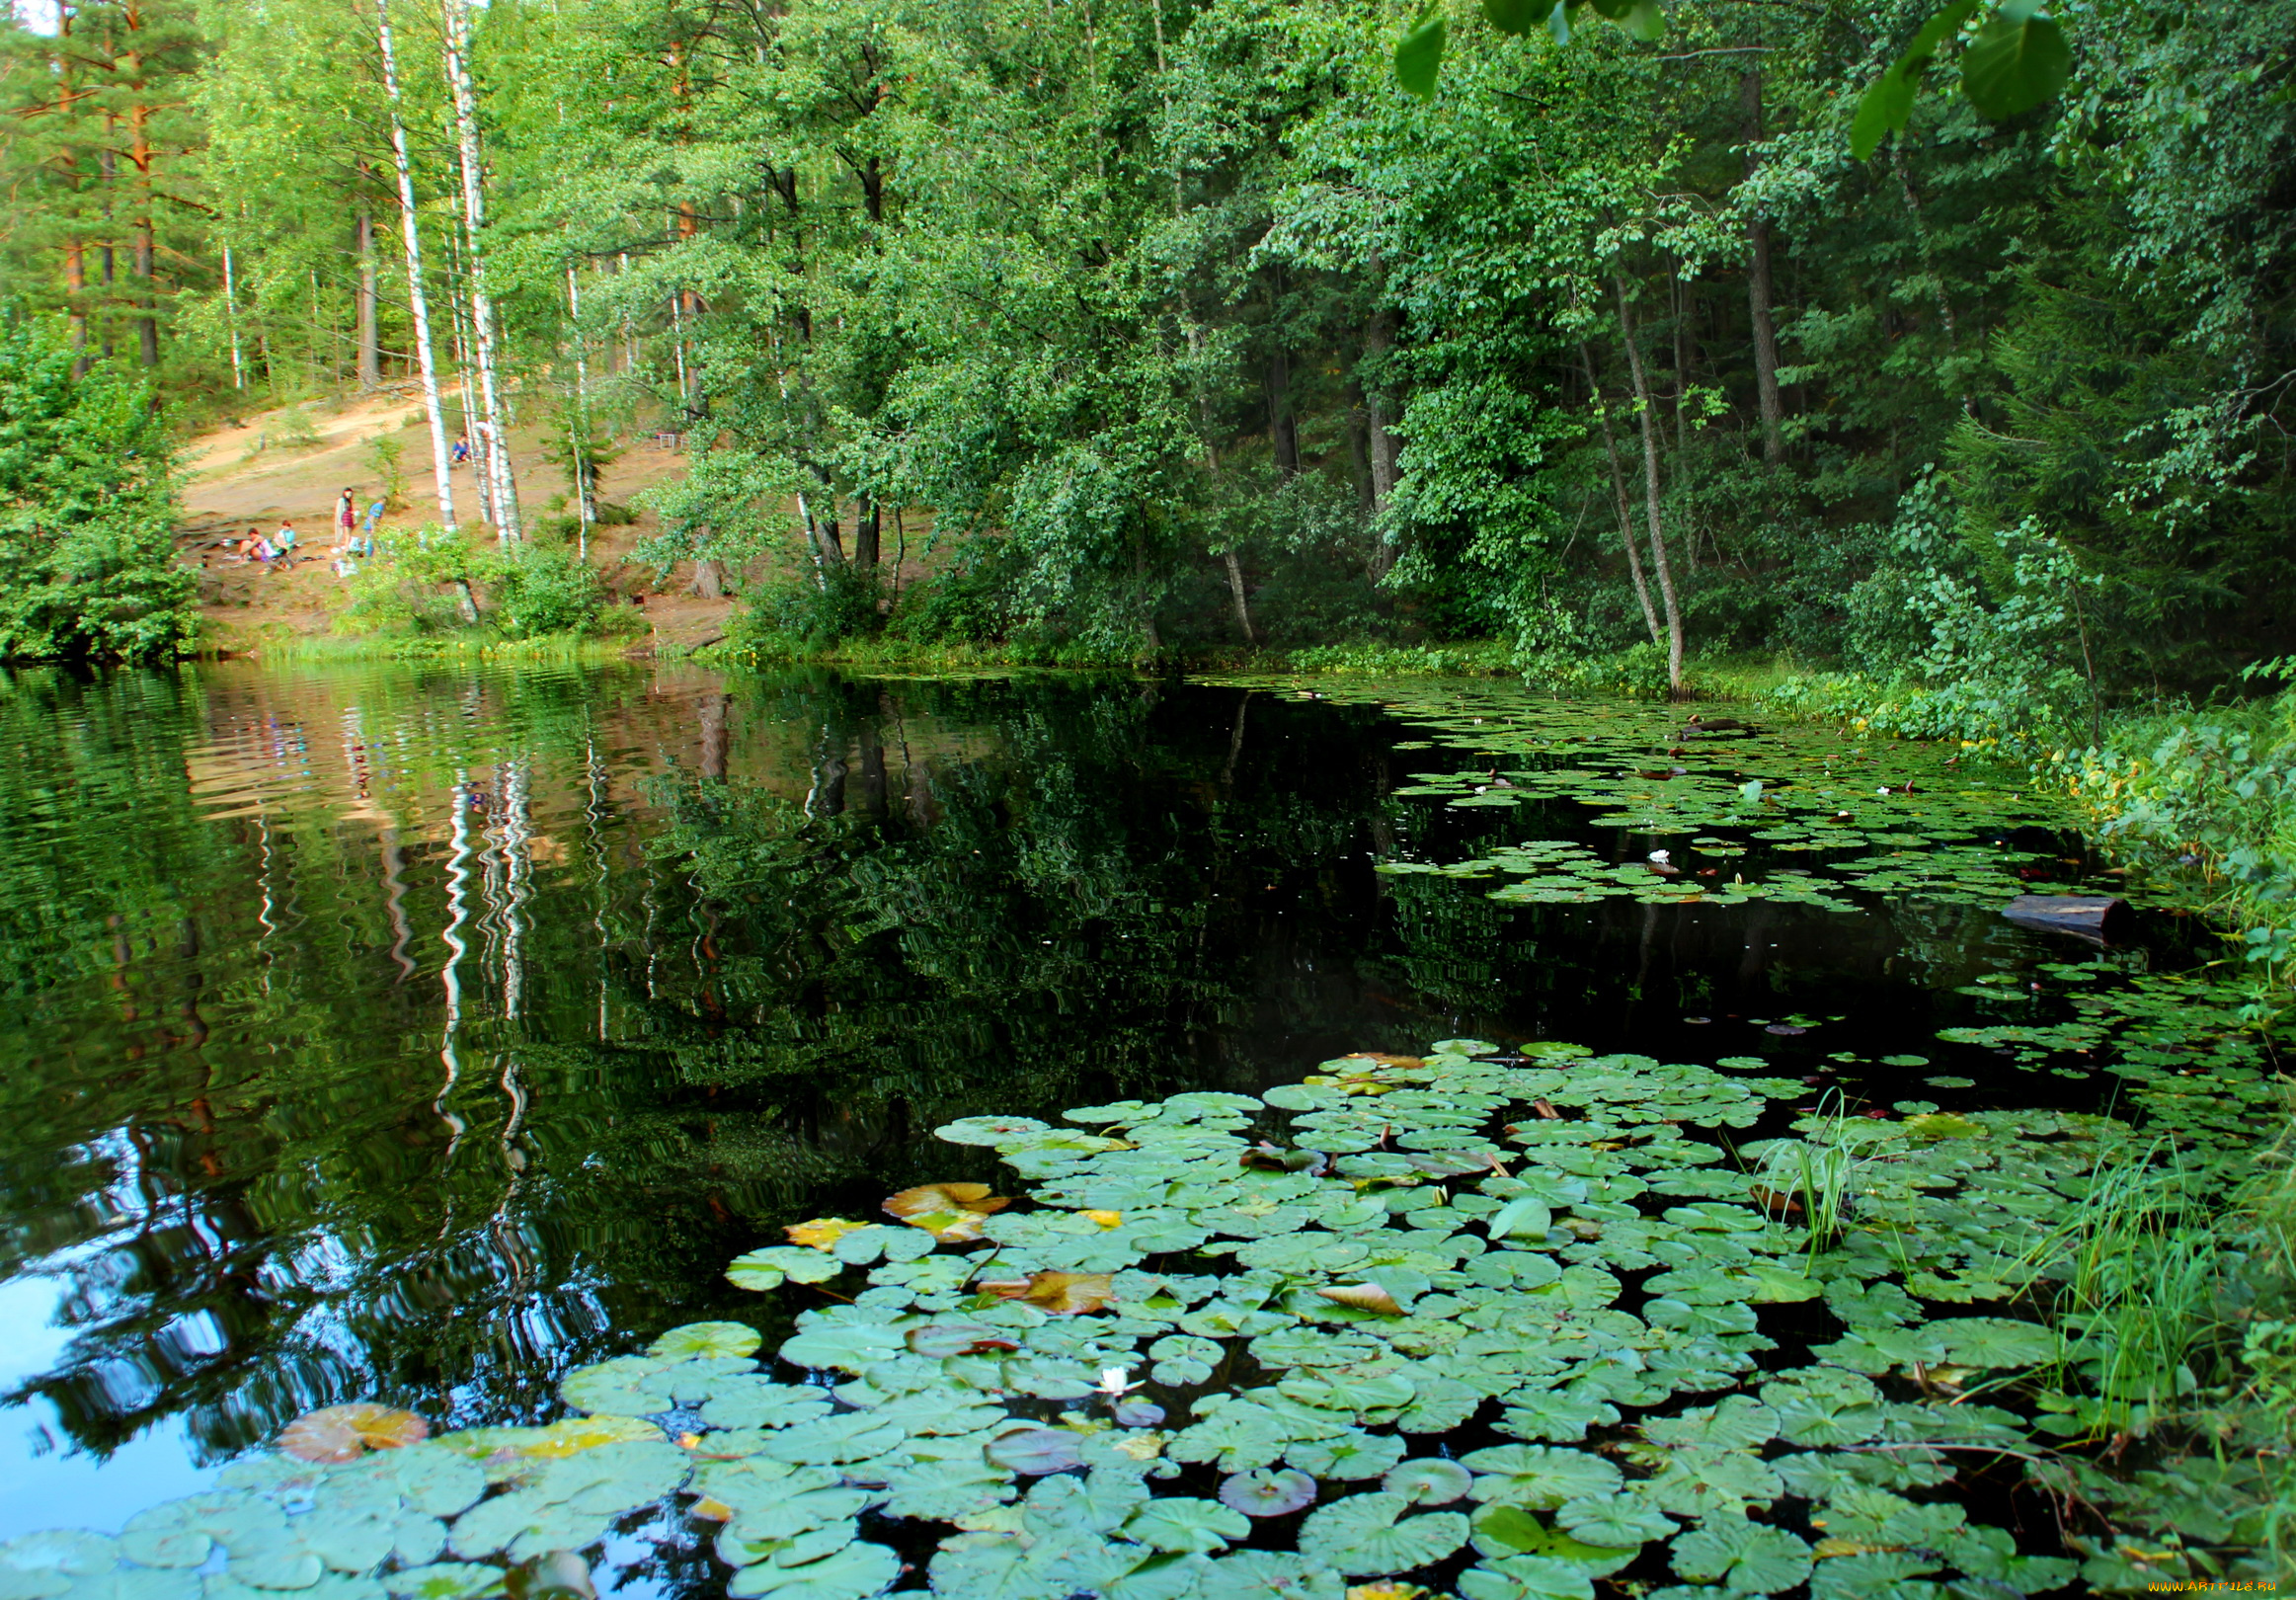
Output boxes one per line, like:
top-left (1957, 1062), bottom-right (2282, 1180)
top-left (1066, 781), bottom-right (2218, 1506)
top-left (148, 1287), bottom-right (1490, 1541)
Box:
top-left (2002, 894), bottom-right (2132, 943)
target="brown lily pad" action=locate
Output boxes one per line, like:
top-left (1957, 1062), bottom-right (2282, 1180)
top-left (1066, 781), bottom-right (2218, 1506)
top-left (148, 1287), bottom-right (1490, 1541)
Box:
top-left (278, 1402), bottom-right (429, 1463)
top-left (886, 1182), bottom-right (1010, 1242)
top-left (977, 1270), bottom-right (1113, 1316)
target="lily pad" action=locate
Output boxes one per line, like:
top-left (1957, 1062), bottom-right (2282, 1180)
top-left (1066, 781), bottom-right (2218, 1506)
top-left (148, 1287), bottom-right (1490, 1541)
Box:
top-left (1121, 1498), bottom-right (1249, 1554)
top-left (1218, 1470), bottom-right (1318, 1518)
top-left (278, 1405), bottom-right (429, 1464)
top-left (648, 1322), bottom-right (760, 1361)
top-left (1384, 1459), bottom-right (1473, 1506)
top-left (985, 1429), bottom-right (1086, 1476)
top-left (1298, 1492), bottom-right (1468, 1576)
top-left (724, 1541), bottom-right (900, 1599)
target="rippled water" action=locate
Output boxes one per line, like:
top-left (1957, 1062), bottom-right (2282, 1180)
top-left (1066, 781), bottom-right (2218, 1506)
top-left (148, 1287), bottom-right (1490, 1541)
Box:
top-left (0, 663), bottom-right (2126, 1545)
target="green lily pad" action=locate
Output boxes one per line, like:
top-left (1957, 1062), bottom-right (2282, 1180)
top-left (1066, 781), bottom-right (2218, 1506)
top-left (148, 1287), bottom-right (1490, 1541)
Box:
top-left (1384, 1459), bottom-right (1473, 1506)
top-left (1121, 1499), bottom-right (1249, 1554)
top-left (728, 1248), bottom-right (844, 1292)
top-left (1218, 1470), bottom-right (1318, 1518)
top-left (1298, 1492), bottom-right (1468, 1576)
top-left (1671, 1521), bottom-right (1814, 1594)
top-left (724, 1541), bottom-right (900, 1599)
top-left (1462, 1446), bottom-right (1623, 1510)
top-left (650, 1322), bottom-right (761, 1361)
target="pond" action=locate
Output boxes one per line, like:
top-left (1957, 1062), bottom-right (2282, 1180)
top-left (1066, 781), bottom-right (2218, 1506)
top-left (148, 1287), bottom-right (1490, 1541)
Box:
top-left (0, 664), bottom-right (2273, 1597)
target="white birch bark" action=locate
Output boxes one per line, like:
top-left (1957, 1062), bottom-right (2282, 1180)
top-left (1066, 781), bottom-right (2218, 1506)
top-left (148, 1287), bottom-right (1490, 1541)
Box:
top-left (376, 0), bottom-right (457, 531)
top-left (440, 0), bottom-right (520, 542)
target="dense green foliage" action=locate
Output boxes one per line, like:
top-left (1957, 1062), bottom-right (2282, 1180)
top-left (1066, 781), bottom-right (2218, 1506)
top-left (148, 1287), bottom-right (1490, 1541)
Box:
top-left (0, 309), bottom-right (192, 659)
top-left (1, 0), bottom-right (2286, 680)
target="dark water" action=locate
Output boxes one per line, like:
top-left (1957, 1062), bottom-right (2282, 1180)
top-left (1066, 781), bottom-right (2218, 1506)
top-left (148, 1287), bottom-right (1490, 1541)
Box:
top-left (0, 664), bottom-right (2115, 1541)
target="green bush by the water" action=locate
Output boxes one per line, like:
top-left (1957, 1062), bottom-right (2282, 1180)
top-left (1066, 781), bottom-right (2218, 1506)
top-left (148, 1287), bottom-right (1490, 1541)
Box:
top-left (334, 527), bottom-right (619, 644)
top-left (0, 309), bottom-right (194, 662)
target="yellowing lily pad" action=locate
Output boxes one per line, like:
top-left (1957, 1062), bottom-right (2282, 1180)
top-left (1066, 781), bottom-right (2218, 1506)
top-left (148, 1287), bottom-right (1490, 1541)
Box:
top-left (277, 1404), bottom-right (429, 1463)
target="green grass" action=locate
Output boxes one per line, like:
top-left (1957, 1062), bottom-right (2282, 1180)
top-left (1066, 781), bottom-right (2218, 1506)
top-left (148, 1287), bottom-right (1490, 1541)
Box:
top-left (211, 628), bottom-right (633, 666)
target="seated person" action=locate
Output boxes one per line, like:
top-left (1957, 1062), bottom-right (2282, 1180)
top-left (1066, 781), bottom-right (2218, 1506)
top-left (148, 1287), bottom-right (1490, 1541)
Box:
top-left (274, 521), bottom-right (299, 561)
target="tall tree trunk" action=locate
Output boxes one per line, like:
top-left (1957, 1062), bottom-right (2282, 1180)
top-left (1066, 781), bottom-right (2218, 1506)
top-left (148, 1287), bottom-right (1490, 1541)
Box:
top-left (222, 243), bottom-right (244, 389)
top-left (1740, 69), bottom-right (1786, 463)
top-left (52, 12), bottom-right (88, 370)
top-left (64, 240), bottom-right (88, 374)
top-left (566, 261), bottom-right (592, 559)
top-left (1363, 299), bottom-right (1400, 580)
top-left (355, 168), bottom-right (381, 387)
top-left (853, 497), bottom-right (880, 570)
top-left (122, 27), bottom-right (157, 370)
top-left (1613, 278), bottom-right (1686, 692)
top-left (1224, 549), bottom-right (1257, 647)
top-left (440, 0), bottom-right (520, 541)
top-left (376, 0), bottom-right (458, 530)
top-left (1267, 344), bottom-right (1299, 476)
top-left (447, 250), bottom-right (492, 524)
top-left (1576, 338), bottom-right (1663, 650)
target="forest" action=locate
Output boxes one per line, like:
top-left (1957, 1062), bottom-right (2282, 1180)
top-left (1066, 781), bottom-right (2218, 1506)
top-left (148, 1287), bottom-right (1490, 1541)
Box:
top-left (0, 0), bottom-right (2285, 696)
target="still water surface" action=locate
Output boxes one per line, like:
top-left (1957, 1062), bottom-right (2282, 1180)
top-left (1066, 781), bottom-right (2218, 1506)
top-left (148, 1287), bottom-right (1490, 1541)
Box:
top-left (0, 664), bottom-right (2115, 1541)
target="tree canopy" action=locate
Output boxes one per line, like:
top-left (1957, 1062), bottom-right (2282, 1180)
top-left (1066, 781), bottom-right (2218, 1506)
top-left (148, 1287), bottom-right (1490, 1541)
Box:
top-left (0, 0), bottom-right (2285, 686)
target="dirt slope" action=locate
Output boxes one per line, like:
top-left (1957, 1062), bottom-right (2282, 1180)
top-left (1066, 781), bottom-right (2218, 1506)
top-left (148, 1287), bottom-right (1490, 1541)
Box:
top-left (181, 387), bottom-right (733, 654)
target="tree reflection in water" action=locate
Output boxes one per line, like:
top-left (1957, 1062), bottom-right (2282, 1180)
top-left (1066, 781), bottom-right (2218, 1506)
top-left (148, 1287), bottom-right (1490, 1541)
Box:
top-left (0, 664), bottom-right (1998, 1533)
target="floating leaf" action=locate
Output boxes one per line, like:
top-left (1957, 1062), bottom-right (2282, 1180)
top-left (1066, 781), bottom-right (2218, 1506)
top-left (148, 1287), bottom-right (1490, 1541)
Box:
top-left (1670, 1520), bottom-right (1814, 1593)
top-left (1219, 1469), bottom-right (1319, 1518)
top-left (383, 1563), bottom-right (506, 1600)
top-left (439, 1416), bottom-right (662, 1461)
top-left (1553, 1492), bottom-right (1672, 1549)
top-left (977, 1271), bottom-right (1113, 1316)
top-left (935, 1116), bottom-right (1052, 1147)
top-left (1384, 1460), bottom-right (1472, 1506)
top-left (1463, 1446), bottom-right (1623, 1510)
top-left (885, 1183), bottom-right (1011, 1244)
top-left (278, 1404), bottom-right (429, 1464)
top-left (724, 1541), bottom-right (900, 1600)
top-left (907, 1322), bottom-right (1016, 1359)
top-left (1123, 1498), bottom-right (1250, 1554)
top-left (778, 1322), bottom-right (907, 1372)
top-left (1315, 1284), bottom-right (1405, 1317)
top-left (649, 1322), bottom-right (760, 1361)
top-left (985, 1428), bottom-right (1085, 1476)
top-left (727, 1246), bottom-right (843, 1292)
top-left (1300, 1492), bottom-right (1468, 1576)
top-left (1286, 1430), bottom-right (1407, 1480)
top-left (784, 1219), bottom-right (873, 1251)
top-left (1901, 1112), bottom-right (1983, 1142)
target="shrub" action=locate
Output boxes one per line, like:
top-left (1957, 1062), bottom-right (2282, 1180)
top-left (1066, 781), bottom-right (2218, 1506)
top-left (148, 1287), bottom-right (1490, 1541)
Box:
top-left (490, 543), bottom-right (605, 638)
top-left (732, 563), bottom-right (884, 653)
top-left (0, 308), bottom-right (195, 661)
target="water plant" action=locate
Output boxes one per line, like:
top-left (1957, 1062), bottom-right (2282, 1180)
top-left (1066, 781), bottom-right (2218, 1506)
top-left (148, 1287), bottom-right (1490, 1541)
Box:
top-left (11, 1025), bottom-right (2277, 1598)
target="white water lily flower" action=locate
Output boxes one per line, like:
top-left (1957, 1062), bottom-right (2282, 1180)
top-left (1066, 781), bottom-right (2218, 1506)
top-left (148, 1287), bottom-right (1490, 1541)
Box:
top-left (1094, 1367), bottom-right (1143, 1397)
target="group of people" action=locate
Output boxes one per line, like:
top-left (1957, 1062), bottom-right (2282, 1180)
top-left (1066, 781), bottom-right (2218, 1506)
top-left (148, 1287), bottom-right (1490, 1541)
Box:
top-left (236, 489), bottom-right (387, 574)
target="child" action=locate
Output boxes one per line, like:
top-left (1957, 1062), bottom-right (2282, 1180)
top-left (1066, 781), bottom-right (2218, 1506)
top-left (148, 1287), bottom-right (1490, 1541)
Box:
top-left (274, 520), bottom-right (299, 565)
top-left (240, 527), bottom-right (264, 563)
top-left (336, 489), bottom-right (357, 550)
